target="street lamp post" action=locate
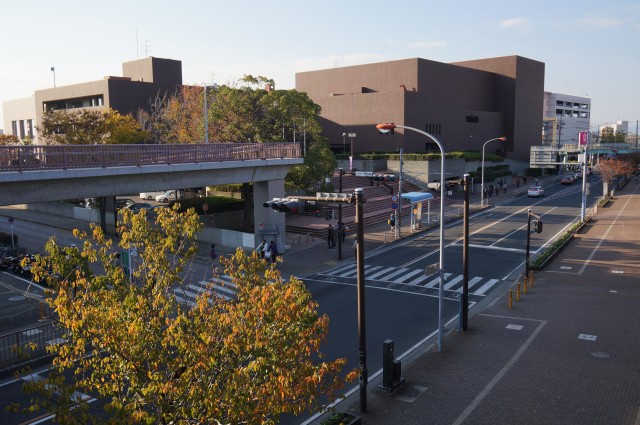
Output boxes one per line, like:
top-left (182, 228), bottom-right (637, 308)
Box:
top-left (376, 123), bottom-right (447, 351)
top-left (481, 137), bottom-right (507, 207)
top-left (203, 85), bottom-right (210, 144)
top-left (51, 67), bottom-right (56, 88)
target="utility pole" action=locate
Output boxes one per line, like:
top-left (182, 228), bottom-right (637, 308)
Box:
top-left (395, 147), bottom-right (403, 238)
top-left (338, 168), bottom-right (344, 260)
top-left (354, 188), bottom-right (367, 413)
top-left (460, 174), bottom-right (470, 331)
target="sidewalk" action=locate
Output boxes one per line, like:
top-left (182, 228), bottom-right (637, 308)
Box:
top-left (315, 181), bottom-right (640, 425)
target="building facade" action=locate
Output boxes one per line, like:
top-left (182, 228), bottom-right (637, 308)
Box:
top-left (542, 92), bottom-right (591, 147)
top-left (295, 55), bottom-right (545, 162)
top-left (2, 57), bottom-right (183, 145)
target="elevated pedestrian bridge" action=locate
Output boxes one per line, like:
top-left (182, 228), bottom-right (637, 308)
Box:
top-left (0, 143), bottom-right (301, 248)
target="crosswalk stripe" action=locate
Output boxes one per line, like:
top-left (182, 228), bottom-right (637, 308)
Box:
top-left (407, 274), bottom-right (429, 285)
top-left (474, 279), bottom-right (499, 295)
top-left (394, 268), bottom-right (424, 283)
top-left (329, 264), bottom-right (355, 275)
top-left (316, 265), bottom-right (500, 297)
top-left (367, 267), bottom-right (398, 280)
top-left (456, 276), bottom-right (484, 293)
top-left (426, 273), bottom-right (453, 288)
top-left (444, 275), bottom-right (463, 290)
top-left (380, 267), bottom-right (412, 281)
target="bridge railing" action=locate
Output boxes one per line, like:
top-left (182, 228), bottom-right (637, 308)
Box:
top-left (0, 142), bottom-right (301, 172)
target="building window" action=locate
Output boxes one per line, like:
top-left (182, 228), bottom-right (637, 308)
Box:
top-left (556, 100), bottom-right (563, 106)
top-left (425, 123), bottom-right (441, 135)
top-left (581, 103), bottom-right (589, 109)
top-left (466, 115), bottom-right (479, 123)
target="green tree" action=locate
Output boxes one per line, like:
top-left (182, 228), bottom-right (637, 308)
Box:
top-left (38, 108), bottom-right (147, 145)
top-left (24, 206), bottom-right (352, 424)
top-left (286, 138), bottom-right (337, 193)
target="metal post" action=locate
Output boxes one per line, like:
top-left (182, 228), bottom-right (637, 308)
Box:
top-left (481, 143), bottom-right (486, 207)
top-left (396, 147), bottom-right (403, 238)
top-left (204, 86), bottom-right (209, 144)
top-left (526, 209), bottom-right (532, 280)
top-left (460, 174), bottom-right (470, 331)
top-left (338, 168), bottom-right (343, 260)
top-left (355, 188), bottom-right (367, 412)
top-left (580, 142), bottom-right (588, 222)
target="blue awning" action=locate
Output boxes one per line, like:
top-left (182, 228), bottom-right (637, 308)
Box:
top-left (400, 192), bottom-right (434, 203)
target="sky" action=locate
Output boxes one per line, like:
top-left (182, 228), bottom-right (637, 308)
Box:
top-left (1, 0), bottom-right (639, 132)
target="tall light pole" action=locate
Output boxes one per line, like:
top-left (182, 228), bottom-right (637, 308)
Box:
top-left (51, 66), bottom-right (56, 88)
top-left (481, 137), bottom-right (507, 207)
top-left (377, 122), bottom-right (447, 351)
top-left (203, 85), bottom-right (210, 144)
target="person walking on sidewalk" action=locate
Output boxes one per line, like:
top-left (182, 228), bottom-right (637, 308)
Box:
top-left (327, 224), bottom-right (336, 249)
top-left (388, 214), bottom-right (395, 230)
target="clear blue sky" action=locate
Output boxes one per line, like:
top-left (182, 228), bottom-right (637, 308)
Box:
top-left (2, 0), bottom-right (639, 132)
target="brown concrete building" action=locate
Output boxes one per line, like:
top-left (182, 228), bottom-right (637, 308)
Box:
top-left (296, 55), bottom-right (545, 162)
top-left (3, 57), bottom-right (183, 145)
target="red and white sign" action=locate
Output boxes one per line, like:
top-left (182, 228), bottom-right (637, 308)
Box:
top-left (578, 131), bottom-right (588, 146)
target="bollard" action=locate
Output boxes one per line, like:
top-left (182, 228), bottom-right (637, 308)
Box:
top-left (529, 271), bottom-right (534, 287)
top-left (508, 289), bottom-right (513, 309)
top-left (39, 302), bottom-right (45, 320)
top-left (523, 276), bottom-right (528, 294)
top-left (516, 283), bottom-right (520, 301)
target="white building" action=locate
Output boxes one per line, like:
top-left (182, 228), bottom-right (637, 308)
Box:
top-left (599, 120), bottom-right (629, 135)
top-left (542, 92), bottom-right (591, 147)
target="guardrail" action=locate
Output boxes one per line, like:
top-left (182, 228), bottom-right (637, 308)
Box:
top-left (0, 142), bottom-right (301, 172)
top-left (0, 321), bottom-right (64, 369)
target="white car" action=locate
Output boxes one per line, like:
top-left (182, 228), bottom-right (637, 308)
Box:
top-left (527, 186), bottom-right (545, 198)
top-left (139, 191), bottom-right (166, 200)
top-left (155, 190), bottom-right (182, 203)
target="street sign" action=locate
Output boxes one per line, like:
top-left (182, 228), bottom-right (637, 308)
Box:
top-left (391, 202), bottom-right (398, 210)
top-left (391, 195), bottom-right (398, 202)
top-left (355, 171), bottom-right (373, 177)
top-left (8, 217), bottom-right (14, 223)
top-left (348, 133), bottom-right (357, 138)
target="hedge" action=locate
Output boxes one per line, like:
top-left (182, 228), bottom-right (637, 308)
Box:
top-left (169, 196), bottom-right (245, 215)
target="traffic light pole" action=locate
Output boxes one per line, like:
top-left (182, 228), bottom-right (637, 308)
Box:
top-left (460, 174), bottom-right (470, 332)
top-left (265, 189), bottom-right (368, 411)
top-left (338, 168), bottom-right (344, 260)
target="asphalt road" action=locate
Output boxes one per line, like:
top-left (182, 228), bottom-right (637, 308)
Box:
top-left (0, 176), bottom-right (603, 424)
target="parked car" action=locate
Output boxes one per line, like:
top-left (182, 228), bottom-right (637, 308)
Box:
top-left (139, 191), bottom-right (167, 200)
top-left (126, 203), bottom-right (154, 213)
top-left (561, 175), bottom-right (575, 185)
top-left (527, 186), bottom-right (545, 197)
top-left (155, 190), bottom-right (182, 203)
top-left (116, 198), bottom-right (136, 210)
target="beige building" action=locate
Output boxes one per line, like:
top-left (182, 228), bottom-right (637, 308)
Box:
top-left (2, 57), bottom-right (183, 145)
top-left (296, 55), bottom-right (545, 162)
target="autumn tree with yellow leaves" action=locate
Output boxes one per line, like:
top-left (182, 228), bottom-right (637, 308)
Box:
top-left (25, 206), bottom-right (353, 424)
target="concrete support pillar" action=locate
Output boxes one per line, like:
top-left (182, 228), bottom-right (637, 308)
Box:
top-left (253, 179), bottom-right (285, 251)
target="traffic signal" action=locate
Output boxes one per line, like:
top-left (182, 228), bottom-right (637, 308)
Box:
top-left (533, 219), bottom-right (543, 233)
top-left (270, 200), bottom-right (300, 213)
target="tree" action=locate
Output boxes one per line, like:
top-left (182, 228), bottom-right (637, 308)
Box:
top-left (38, 108), bottom-right (147, 145)
top-left (286, 138), bottom-right (337, 193)
top-left (0, 134), bottom-right (21, 145)
top-left (598, 157), bottom-right (635, 196)
top-left (600, 127), bottom-right (626, 143)
top-left (25, 206), bottom-right (352, 424)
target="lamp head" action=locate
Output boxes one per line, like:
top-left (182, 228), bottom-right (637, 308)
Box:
top-left (376, 123), bottom-right (396, 134)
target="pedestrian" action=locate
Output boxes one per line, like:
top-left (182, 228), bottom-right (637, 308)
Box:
top-left (388, 214), bottom-right (395, 230)
top-left (495, 184), bottom-right (499, 197)
top-left (516, 180), bottom-right (520, 189)
top-left (340, 222), bottom-right (349, 243)
top-left (523, 176), bottom-right (527, 185)
top-left (256, 239), bottom-right (267, 259)
top-left (352, 238), bottom-right (358, 257)
top-left (210, 244), bottom-right (219, 274)
top-left (483, 186), bottom-right (488, 198)
top-left (267, 240), bottom-right (278, 264)
top-left (209, 244), bottom-right (217, 261)
top-left (327, 224), bottom-right (336, 249)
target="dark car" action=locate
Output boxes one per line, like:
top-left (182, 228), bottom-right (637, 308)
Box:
top-left (116, 198), bottom-right (136, 210)
top-left (126, 203), bottom-right (153, 213)
top-left (561, 175), bottom-right (575, 185)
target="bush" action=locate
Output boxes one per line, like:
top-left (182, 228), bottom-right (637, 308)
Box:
top-left (170, 196), bottom-right (245, 215)
top-left (0, 232), bottom-right (17, 246)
